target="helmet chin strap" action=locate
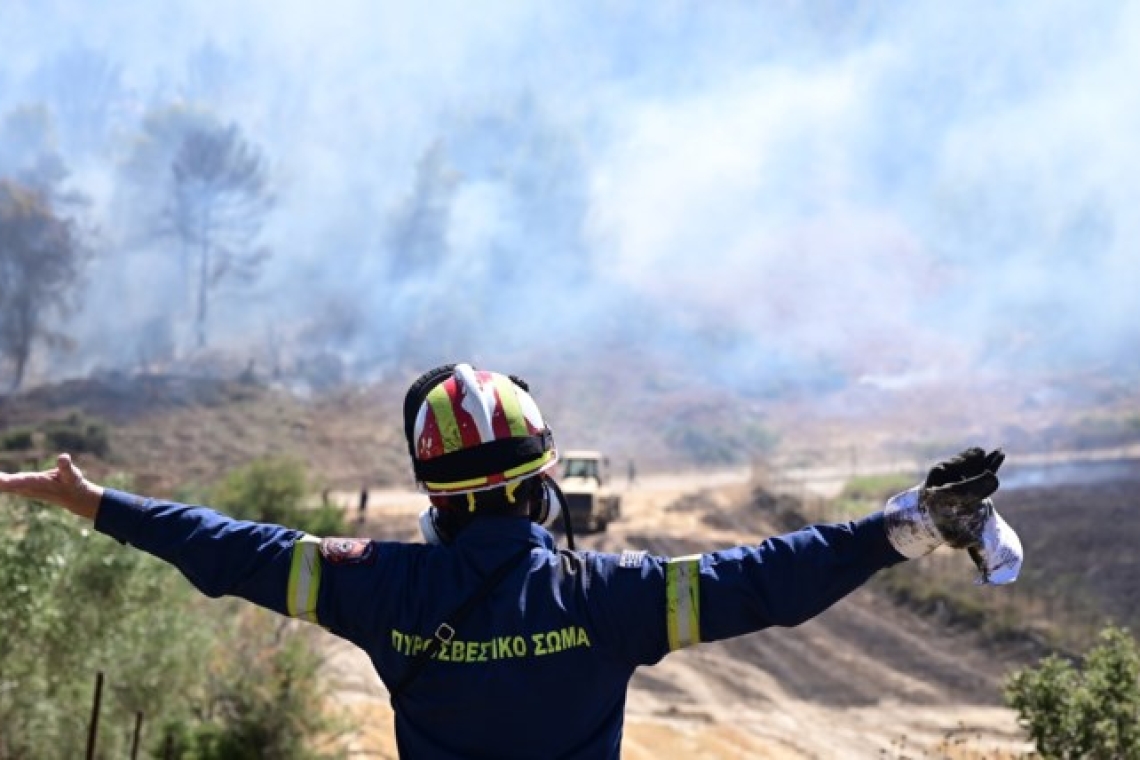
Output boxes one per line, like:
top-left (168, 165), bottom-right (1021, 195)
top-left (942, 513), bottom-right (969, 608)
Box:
top-left (542, 477), bottom-right (575, 551)
top-left (539, 482), bottom-right (562, 527)
top-left (418, 507), bottom-right (448, 546)
top-left (418, 477), bottom-right (574, 550)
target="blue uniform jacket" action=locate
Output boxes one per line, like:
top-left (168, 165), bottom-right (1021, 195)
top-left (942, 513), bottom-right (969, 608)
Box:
top-left (94, 488), bottom-right (905, 759)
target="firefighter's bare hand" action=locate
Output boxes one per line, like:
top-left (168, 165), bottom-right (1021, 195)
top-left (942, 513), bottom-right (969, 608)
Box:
top-left (0, 453), bottom-right (104, 520)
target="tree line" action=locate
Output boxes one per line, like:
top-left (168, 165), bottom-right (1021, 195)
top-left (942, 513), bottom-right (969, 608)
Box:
top-left (0, 44), bottom-right (610, 395)
top-left (0, 95), bottom-right (274, 392)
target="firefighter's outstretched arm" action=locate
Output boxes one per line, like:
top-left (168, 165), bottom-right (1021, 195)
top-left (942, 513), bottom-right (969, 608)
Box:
top-left (0, 453), bottom-right (103, 519)
top-left (1, 453), bottom-right (311, 622)
top-left (591, 447), bottom-right (1021, 665)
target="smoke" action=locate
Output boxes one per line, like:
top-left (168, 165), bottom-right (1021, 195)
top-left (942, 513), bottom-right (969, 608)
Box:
top-left (1000, 457), bottom-right (1140, 491)
top-left (3, 0), bottom-right (1139, 396)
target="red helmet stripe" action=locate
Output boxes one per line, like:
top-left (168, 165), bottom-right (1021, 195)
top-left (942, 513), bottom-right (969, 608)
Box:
top-left (417, 406), bottom-right (445, 459)
top-left (447, 375), bottom-right (485, 450)
top-left (488, 385), bottom-right (512, 439)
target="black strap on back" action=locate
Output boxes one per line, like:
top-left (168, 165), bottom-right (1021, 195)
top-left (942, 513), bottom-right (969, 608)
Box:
top-left (391, 544), bottom-right (534, 698)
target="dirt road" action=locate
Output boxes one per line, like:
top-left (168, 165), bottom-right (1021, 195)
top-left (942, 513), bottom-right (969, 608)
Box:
top-left (323, 471), bottom-right (1032, 759)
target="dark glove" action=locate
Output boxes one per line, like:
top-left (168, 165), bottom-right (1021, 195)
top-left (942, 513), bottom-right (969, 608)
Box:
top-left (920, 447), bottom-right (1005, 549)
top-left (884, 447), bottom-right (1021, 584)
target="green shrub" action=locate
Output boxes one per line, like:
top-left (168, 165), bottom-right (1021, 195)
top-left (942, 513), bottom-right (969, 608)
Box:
top-left (872, 564), bottom-right (1025, 642)
top-left (296, 503), bottom-right (351, 537)
top-left (838, 473), bottom-right (915, 502)
top-left (829, 472), bottom-right (915, 519)
top-left (42, 413), bottom-right (110, 457)
top-left (0, 427), bottom-right (33, 451)
top-left (212, 457), bottom-right (308, 526)
top-left (0, 498), bottom-right (209, 757)
top-left (211, 457), bottom-right (346, 536)
top-left (1005, 625), bottom-right (1140, 758)
top-left (663, 418), bottom-right (777, 466)
top-left (157, 607), bottom-right (345, 760)
top-left (0, 484), bottom-right (343, 759)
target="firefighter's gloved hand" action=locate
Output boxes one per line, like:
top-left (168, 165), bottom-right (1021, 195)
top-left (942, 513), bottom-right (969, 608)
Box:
top-left (883, 447), bottom-right (1021, 584)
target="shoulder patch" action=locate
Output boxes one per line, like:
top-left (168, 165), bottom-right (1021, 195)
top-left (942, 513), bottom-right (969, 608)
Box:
top-left (618, 549), bottom-right (648, 569)
top-left (319, 537), bottom-right (376, 565)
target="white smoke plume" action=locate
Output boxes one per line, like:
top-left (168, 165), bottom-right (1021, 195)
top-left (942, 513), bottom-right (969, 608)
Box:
top-left (2, 0), bottom-right (1138, 397)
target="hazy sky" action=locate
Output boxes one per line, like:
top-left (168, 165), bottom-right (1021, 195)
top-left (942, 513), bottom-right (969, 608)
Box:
top-left (3, 1), bottom-right (1138, 392)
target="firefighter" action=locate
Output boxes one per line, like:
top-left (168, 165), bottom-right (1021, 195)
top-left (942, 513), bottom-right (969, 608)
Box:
top-left (0, 363), bottom-right (1020, 759)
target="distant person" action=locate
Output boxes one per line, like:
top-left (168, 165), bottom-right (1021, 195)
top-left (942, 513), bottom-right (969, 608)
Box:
top-left (0, 362), bottom-right (1022, 759)
top-left (358, 485), bottom-right (369, 523)
top-left (628, 458), bottom-right (636, 485)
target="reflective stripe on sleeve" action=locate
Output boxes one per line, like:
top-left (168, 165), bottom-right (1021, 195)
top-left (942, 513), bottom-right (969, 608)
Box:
top-left (665, 555), bottom-right (701, 651)
top-left (287, 535), bottom-right (322, 624)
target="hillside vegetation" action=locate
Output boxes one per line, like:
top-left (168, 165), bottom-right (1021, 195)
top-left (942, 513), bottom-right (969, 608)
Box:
top-left (0, 372), bottom-right (409, 497)
top-left (0, 364), bottom-right (781, 496)
top-left (0, 462), bottom-right (345, 759)
top-left (4, 368), bottom-right (1140, 757)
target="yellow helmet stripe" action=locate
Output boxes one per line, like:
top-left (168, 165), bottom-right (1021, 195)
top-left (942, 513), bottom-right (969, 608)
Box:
top-left (666, 555), bottom-right (701, 651)
top-left (493, 374), bottom-right (529, 437)
top-left (503, 449), bottom-right (555, 478)
top-left (422, 450), bottom-right (557, 493)
top-left (422, 474), bottom-right (493, 491)
top-left (426, 383), bottom-right (463, 454)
